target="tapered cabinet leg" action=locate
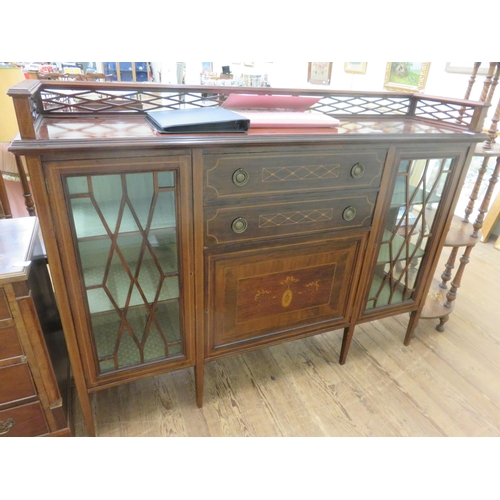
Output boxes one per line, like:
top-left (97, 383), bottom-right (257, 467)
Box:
top-left (77, 388), bottom-right (96, 437)
top-left (340, 325), bottom-right (356, 365)
top-left (194, 362), bottom-right (204, 408)
top-left (404, 309), bottom-right (422, 346)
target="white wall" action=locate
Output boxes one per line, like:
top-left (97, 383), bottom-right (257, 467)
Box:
top-left (154, 61), bottom-right (496, 124)
top-left (179, 61), bottom-right (488, 100)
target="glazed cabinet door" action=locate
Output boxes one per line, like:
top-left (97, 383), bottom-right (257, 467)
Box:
top-left (44, 154), bottom-right (195, 387)
top-left (362, 150), bottom-right (465, 315)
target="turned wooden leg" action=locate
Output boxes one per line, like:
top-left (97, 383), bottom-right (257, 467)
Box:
top-left (440, 247), bottom-right (458, 289)
top-left (15, 155), bottom-right (36, 217)
top-left (339, 324), bottom-right (356, 365)
top-left (443, 245), bottom-right (473, 309)
top-left (436, 313), bottom-right (450, 332)
top-left (472, 156), bottom-right (500, 238)
top-left (194, 362), bottom-right (204, 408)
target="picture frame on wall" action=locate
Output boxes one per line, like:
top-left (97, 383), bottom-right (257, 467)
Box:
top-left (307, 62), bottom-right (332, 85)
top-left (344, 62), bottom-right (367, 74)
top-left (384, 62), bottom-right (430, 92)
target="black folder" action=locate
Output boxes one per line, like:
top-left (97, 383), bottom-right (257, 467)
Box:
top-left (146, 107), bottom-right (250, 134)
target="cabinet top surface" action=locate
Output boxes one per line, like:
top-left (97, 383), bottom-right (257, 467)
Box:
top-left (7, 81), bottom-right (489, 151)
top-left (0, 217), bottom-right (38, 281)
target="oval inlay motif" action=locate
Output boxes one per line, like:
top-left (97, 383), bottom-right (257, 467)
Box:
top-left (282, 289), bottom-right (293, 308)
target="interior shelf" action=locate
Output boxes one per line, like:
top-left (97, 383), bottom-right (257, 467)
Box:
top-left (71, 198), bottom-right (177, 239)
top-left (390, 179), bottom-right (442, 208)
top-left (365, 273), bottom-right (411, 310)
top-left (94, 300), bottom-right (183, 373)
top-left (377, 229), bottom-right (425, 264)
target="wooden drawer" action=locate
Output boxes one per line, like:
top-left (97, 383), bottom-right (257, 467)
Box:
top-left (205, 191), bottom-right (377, 246)
top-left (203, 148), bottom-right (386, 204)
top-left (207, 234), bottom-right (365, 355)
top-left (0, 362), bottom-right (36, 405)
top-left (0, 326), bottom-right (23, 362)
top-left (0, 401), bottom-right (48, 437)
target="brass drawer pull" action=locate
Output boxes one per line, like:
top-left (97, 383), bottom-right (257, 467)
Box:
top-left (342, 206), bottom-right (357, 222)
top-left (351, 163), bottom-right (365, 179)
top-left (232, 217), bottom-right (248, 233)
top-left (232, 168), bottom-right (249, 186)
top-left (0, 418), bottom-right (16, 435)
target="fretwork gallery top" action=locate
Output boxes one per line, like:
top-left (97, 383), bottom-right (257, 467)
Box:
top-left (7, 80), bottom-right (489, 152)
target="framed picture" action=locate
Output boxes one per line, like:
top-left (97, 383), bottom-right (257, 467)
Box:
top-left (344, 62), bottom-right (367, 74)
top-left (445, 62), bottom-right (490, 75)
top-left (307, 62), bottom-right (332, 85)
top-left (384, 62), bottom-right (430, 92)
top-left (201, 62), bottom-right (212, 72)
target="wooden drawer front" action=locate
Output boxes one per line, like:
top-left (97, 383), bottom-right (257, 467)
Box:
top-left (0, 289), bottom-right (12, 323)
top-left (205, 192), bottom-right (377, 245)
top-left (0, 326), bottom-right (23, 362)
top-left (208, 235), bottom-right (363, 353)
top-left (204, 149), bottom-right (386, 204)
top-left (0, 363), bottom-right (36, 405)
top-left (0, 402), bottom-right (48, 437)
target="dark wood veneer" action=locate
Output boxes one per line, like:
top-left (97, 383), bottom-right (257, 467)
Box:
top-left (6, 82), bottom-right (489, 436)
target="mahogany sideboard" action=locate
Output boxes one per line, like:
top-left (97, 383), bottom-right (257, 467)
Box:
top-left (7, 80), bottom-right (489, 436)
top-left (0, 217), bottom-right (71, 437)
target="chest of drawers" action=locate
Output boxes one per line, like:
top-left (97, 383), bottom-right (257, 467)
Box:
top-left (0, 217), bottom-right (71, 437)
top-left (7, 81), bottom-right (489, 436)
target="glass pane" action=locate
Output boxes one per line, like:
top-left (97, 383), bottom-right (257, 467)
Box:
top-left (126, 173), bottom-right (154, 229)
top-left (67, 176), bottom-right (89, 195)
top-left (66, 170), bottom-right (184, 374)
top-left (365, 157), bottom-right (452, 311)
top-left (151, 191), bottom-right (176, 230)
top-left (158, 171), bottom-right (175, 188)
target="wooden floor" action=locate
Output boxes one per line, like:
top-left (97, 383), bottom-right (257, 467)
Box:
top-left (73, 239), bottom-right (500, 437)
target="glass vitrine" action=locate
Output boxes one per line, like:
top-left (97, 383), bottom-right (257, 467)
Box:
top-left (65, 170), bottom-right (184, 375)
top-left (365, 156), bottom-right (454, 311)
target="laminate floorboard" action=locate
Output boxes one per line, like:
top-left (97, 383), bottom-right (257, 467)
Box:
top-left (72, 240), bottom-right (500, 437)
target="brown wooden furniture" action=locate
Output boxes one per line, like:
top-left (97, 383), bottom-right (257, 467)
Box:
top-left (102, 62), bottom-right (151, 82)
top-left (0, 217), bottom-right (71, 436)
top-left (416, 62), bottom-right (500, 333)
top-left (7, 80), bottom-right (489, 436)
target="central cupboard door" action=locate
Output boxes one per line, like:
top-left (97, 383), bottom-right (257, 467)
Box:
top-left (45, 154), bottom-right (195, 387)
top-left (206, 233), bottom-right (366, 357)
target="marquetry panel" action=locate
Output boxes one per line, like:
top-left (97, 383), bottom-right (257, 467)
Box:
top-left (207, 234), bottom-right (364, 355)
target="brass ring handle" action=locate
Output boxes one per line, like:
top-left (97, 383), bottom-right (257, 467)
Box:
top-left (351, 163), bottom-right (365, 179)
top-left (231, 217), bottom-right (248, 234)
top-left (342, 206), bottom-right (357, 222)
top-left (0, 418), bottom-right (15, 435)
top-left (232, 168), bottom-right (249, 186)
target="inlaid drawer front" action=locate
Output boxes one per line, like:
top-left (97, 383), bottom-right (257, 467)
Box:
top-left (205, 192), bottom-right (377, 245)
top-left (203, 149), bottom-right (386, 204)
top-left (0, 402), bottom-right (48, 437)
top-left (0, 363), bottom-right (36, 406)
top-left (208, 235), bottom-right (363, 353)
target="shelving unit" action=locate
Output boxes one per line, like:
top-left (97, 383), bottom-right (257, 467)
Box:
top-left (102, 62), bottom-right (151, 82)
